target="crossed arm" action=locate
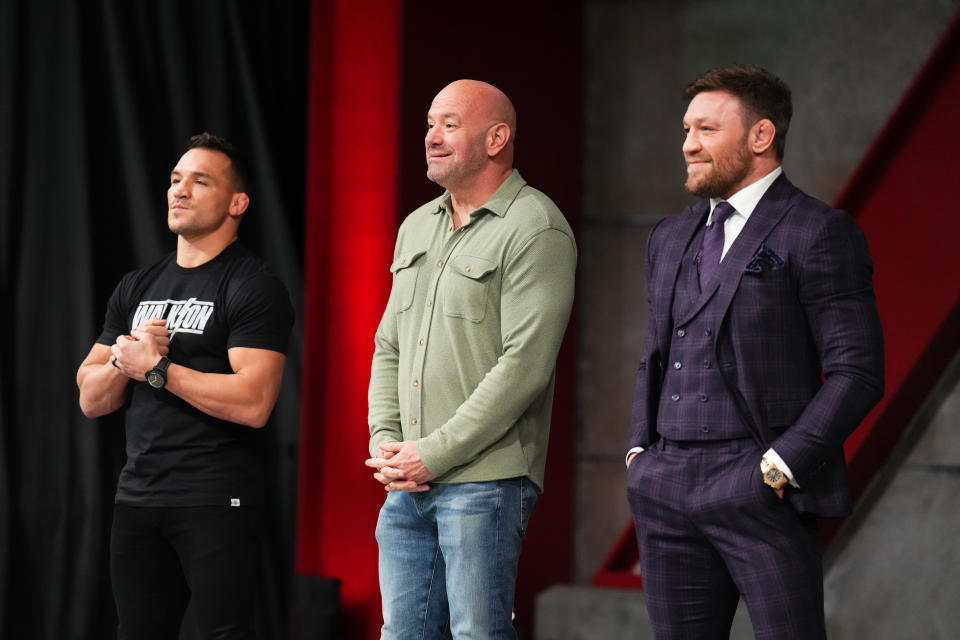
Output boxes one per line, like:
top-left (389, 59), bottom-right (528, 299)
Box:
top-left (77, 318), bottom-right (286, 428)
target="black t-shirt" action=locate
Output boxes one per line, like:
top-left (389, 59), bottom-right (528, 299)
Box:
top-left (97, 242), bottom-right (294, 507)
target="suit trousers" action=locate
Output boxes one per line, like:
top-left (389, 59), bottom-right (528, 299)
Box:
top-left (628, 439), bottom-right (826, 640)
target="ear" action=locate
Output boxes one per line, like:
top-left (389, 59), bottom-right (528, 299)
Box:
top-left (229, 192), bottom-right (250, 218)
top-left (750, 119), bottom-right (776, 155)
top-left (486, 122), bottom-right (511, 157)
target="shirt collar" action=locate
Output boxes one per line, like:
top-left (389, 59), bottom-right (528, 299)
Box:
top-left (433, 169), bottom-right (527, 218)
top-left (707, 166), bottom-right (782, 224)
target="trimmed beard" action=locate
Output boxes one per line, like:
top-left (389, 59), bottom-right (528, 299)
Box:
top-left (684, 142), bottom-right (752, 199)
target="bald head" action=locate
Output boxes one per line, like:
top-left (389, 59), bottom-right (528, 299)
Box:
top-left (425, 79), bottom-right (516, 193)
top-left (438, 79), bottom-right (516, 139)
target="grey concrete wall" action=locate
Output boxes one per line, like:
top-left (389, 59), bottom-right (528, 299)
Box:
top-left (821, 350), bottom-right (960, 638)
top-left (576, 0), bottom-right (960, 583)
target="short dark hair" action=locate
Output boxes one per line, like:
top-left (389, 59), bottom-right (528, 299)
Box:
top-left (683, 65), bottom-right (792, 160)
top-left (186, 132), bottom-right (251, 193)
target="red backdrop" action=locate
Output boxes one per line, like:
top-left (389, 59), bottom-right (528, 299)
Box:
top-left (297, 1), bottom-right (401, 637)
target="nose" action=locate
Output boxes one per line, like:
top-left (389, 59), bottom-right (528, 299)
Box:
top-left (425, 126), bottom-right (441, 148)
top-left (682, 130), bottom-right (700, 155)
top-left (169, 181), bottom-right (188, 199)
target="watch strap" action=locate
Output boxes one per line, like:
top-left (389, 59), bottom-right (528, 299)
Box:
top-left (154, 356), bottom-right (171, 374)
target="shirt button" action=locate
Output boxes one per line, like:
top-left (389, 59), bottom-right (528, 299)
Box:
top-left (465, 266), bottom-right (472, 273)
top-left (418, 338), bottom-right (425, 346)
top-left (448, 226), bottom-right (453, 232)
top-left (671, 394), bottom-right (680, 402)
top-left (703, 360), bottom-right (711, 368)
top-left (427, 300), bottom-right (433, 307)
top-left (411, 418), bottom-right (418, 425)
top-left (437, 260), bottom-right (444, 268)
top-left (413, 380), bottom-right (419, 387)
top-left (677, 329), bottom-right (686, 337)
top-left (673, 361), bottom-right (682, 370)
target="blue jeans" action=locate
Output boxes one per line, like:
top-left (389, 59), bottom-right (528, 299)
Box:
top-left (375, 477), bottom-right (538, 640)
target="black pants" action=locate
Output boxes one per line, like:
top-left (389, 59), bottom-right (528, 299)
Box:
top-left (110, 504), bottom-right (263, 640)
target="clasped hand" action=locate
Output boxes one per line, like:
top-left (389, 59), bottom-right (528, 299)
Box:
top-left (111, 318), bottom-right (170, 380)
top-left (365, 440), bottom-right (435, 493)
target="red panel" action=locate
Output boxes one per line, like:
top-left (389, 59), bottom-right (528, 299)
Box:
top-left (595, 10), bottom-right (960, 588)
top-left (298, 0), bottom-right (400, 637)
top-left (833, 11), bottom-right (960, 504)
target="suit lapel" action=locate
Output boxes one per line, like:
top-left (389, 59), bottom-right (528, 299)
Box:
top-left (676, 175), bottom-right (798, 326)
top-left (654, 202), bottom-right (708, 350)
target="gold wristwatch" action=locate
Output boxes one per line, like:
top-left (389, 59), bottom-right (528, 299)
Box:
top-left (761, 457), bottom-right (789, 490)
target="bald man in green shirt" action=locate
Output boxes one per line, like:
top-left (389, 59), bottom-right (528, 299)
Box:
top-left (365, 79), bottom-right (577, 639)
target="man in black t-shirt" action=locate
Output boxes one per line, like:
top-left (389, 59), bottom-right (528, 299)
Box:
top-left (77, 133), bottom-right (293, 640)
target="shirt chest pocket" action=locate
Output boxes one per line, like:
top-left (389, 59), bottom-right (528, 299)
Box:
top-left (390, 249), bottom-right (427, 312)
top-left (442, 255), bottom-right (498, 323)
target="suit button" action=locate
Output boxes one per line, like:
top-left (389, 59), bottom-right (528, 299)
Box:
top-left (701, 426), bottom-right (710, 433)
top-left (677, 329), bottom-right (686, 337)
top-left (673, 361), bottom-right (682, 370)
top-left (703, 360), bottom-right (711, 368)
top-left (699, 393), bottom-right (708, 402)
top-left (705, 328), bottom-right (713, 336)
top-left (671, 394), bottom-right (680, 402)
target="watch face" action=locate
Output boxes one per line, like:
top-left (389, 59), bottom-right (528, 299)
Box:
top-left (766, 468), bottom-right (783, 483)
top-left (146, 370), bottom-right (164, 389)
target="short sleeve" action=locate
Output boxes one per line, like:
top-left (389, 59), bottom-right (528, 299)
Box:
top-left (224, 272), bottom-right (295, 354)
top-left (96, 276), bottom-right (133, 346)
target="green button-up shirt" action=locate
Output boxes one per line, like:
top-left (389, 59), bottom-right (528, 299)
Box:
top-left (368, 170), bottom-right (577, 490)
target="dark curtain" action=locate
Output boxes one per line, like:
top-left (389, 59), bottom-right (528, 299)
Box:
top-left (0, 1), bottom-right (309, 638)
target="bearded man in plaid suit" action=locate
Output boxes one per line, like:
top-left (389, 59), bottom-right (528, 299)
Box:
top-left (625, 65), bottom-right (884, 639)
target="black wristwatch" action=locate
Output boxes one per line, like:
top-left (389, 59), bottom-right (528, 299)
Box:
top-left (146, 357), bottom-right (171, 389)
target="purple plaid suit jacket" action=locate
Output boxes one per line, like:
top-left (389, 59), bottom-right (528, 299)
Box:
top-left (628, 175), bottom-right (884, 517)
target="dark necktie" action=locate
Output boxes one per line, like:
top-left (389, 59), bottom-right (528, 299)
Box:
top-left (699, 201), bottom-right (734, 289)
